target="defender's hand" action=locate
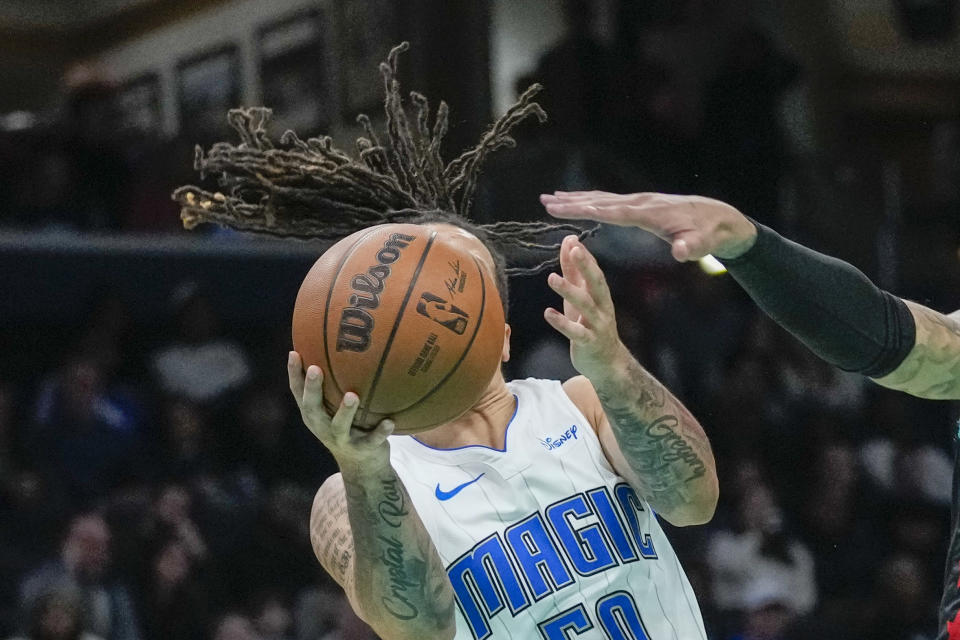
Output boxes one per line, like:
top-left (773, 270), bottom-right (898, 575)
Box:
top-left (540, 191), bottom-right (757, 261)
top-left (544, 235), bottom-right (625, 381)
top-left (287, 351), bottom-right (394, 470)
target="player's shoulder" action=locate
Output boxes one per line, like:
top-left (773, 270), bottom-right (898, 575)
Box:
top-left (506, 376), bottom-right (572, 405)
top-left (507, 375), bottom-right (604, 431)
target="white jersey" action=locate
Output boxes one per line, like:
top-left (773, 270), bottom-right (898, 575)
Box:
top-left (389, 378), bottom-right (706, 640)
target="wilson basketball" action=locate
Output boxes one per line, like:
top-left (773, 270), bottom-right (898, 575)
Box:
top-left (292, 223), bottom-right (506, 434)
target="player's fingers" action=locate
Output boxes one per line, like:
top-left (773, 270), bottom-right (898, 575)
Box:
top-left (351, 419), bottom-right (396, 448)
top-left (544, 307), bottom-right (591, 343)
top-left (300, 365), bottom-right (333, 433)
top-left (559, 235), bottom-right (583, 282)
top-left (329, 392), bottom-right (361, 441)
top-left (547, 271), bottom-right (598, 319)
top-left (570, 244), bottom-right (613, 308)
top-left (287, 351), bottom-right (305, 408)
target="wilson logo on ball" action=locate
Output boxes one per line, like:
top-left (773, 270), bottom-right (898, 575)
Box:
top-left (336, 232), bottom-right (417, 352)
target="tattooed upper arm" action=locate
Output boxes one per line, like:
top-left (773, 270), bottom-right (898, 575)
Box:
top-left (310, 474), bottom-right (356, 596)
top-left (872, 301), bottom-right (960, 400)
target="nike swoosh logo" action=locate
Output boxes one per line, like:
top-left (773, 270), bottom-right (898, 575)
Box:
top-left (435, 473), bottom-right (485, 501)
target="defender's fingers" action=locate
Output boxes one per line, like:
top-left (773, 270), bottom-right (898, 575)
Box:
top-left (548, 273), bottom-right (600, 327)
top-left (670, 232), bottom-right (708, 262)
top-left (544, 307), bottom-right (591, 343)
top-left (543, 201), bottom-right (607, 221)
top-left (288, 352), bottom-right (306, 408)
top-left (552, 190), bottom-right (616, 198)
top-left (329, 391), bottom-right (362, 439)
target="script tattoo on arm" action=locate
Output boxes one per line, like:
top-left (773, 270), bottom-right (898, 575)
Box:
top-left (873, 301), bottom-right (960, 400)
top-left (322, 466), bottom-right (455, 640)
top-left (593, 355), bottom-right (718, 524)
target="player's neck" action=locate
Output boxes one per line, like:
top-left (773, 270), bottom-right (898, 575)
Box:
top-left (414, 372), bottom-right (515, 450)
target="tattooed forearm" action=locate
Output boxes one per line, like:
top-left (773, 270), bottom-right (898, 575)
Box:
top-left (594, 354), bottom-right (717, 522)
top-left (343, 468), bottom-right (456, 636)
top-left (874, 302), bottom-right (960, 400)
top-left (371, 478), bottom-right (421, 619)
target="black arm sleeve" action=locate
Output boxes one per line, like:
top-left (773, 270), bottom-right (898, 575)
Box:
top-left (720, 221), bottom-right (916, 378)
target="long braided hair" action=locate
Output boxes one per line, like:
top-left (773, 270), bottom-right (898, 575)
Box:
top-left (172, 42), bottom-right (597, 276)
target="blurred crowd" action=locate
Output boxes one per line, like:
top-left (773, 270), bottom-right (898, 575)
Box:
top-left (0, 250), bottom-right (956, 640)
top-left (1, 2), bottom-right (960, 640)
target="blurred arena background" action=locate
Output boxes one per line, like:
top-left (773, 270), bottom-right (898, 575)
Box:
top-left (0, 1), bottom-right (959, 639)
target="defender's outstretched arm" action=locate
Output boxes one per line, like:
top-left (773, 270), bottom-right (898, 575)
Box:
top-left (542, 191), bottom-right (960, 401)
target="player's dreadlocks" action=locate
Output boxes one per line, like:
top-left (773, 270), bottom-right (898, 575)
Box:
top-left (172, 41), bottom-right (597, 275)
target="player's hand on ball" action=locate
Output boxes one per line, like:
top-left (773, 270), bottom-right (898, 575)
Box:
top-left (540, 191), bottom-right (758, 261)
top-left (544, 236), bottom-right (625, 381)
top-left (287, 351), bottom-right (394, 469)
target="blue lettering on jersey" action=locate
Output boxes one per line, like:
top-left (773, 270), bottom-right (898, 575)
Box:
top-left (448, 532), bottom-right (530, 640)
top-left (546, 493), bottom-right (617, 576)
top-left (505, 513), bottom-right (574, 600)
top-left (447, 483), bottom-right (657, 639)
top-left (538, 424), bottom-right (579, 451)
top-left (596, 591), bottom-right (651, 640)
top-left (587, 487), bottom-right (639, 563)
top-left (538, 603), bottom-right (593, 638)
top-left (615, 484), bottom-right (658, 559)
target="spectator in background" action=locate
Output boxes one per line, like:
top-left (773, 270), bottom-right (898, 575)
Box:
top-left (0, 471), bottom-right (68, 637)
top-left (18, 514), bottom-right (140, 640)
top-left (149, 281), bottom-right (252, 407)
top-left (701, 28), bottom-right (799, 223)
top-left (0, 382), bottom-right (18, 484)
top-left (232, 385), bottom-right (320, 486)
top-left (211, 614), bottom-right (260, 640)
top-left (293, 586), bottom-right (376, 640)
top-left (533, 0), bottom-right (611, 143)
top-left (155, 401), bottom-right (217, 482)
top-left (134, 536), bottom-right (207, 640)
top-left (250, 593), bottom-right (294, 640)
top-left (863, 554), bottom-right (937, 639)
top-left (9, 148), bottom-right (80, 231)
top-left (797, 442), bottom-right (879, 609)
top-left (727, 578), bottom-right (800, 640)
top-left (6, 588), bottom-right (105, 640)
top-left (219, 485), bottom-right (316, 606)
top-left (73, 291), bottom-right (141, 389)
top-left (708, 478), bottom-right (816, 617)
top-left (30, 358), bottom-right (140, 503)
top-left (59, 65), bottom-right (128, 231)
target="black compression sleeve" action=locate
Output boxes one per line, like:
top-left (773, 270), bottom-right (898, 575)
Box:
top-left (720, 221), bottom-right (916, 378)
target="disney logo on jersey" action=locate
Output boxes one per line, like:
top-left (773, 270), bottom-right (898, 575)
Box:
top-left (538, 425), bottom-right (579, 451)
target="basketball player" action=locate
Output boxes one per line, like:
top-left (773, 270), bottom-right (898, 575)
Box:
top-left (288, 225), bottom-right (717, 640)
top-left (174, 44), bottom-right (718, 640)
top-left (541, 190), bottom-right (960, 637)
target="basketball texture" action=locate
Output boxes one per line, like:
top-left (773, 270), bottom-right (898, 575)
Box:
top-left (292, 223), bottom-right (506, 434)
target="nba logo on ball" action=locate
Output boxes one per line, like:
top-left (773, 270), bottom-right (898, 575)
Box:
top-left (416, 292), bottom-right (469, 335)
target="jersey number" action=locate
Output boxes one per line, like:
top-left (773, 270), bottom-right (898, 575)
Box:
top-left (538, 591), bottom-right (650, 639)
